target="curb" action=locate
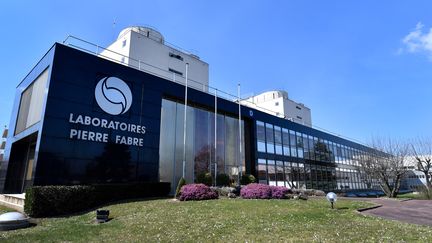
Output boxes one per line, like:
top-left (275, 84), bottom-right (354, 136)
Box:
top-left (357, 204), bottom-right (382, 212)
top-left (399, 198), bottom-right (413, 202)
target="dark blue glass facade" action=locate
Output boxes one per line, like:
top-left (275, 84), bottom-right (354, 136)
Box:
top-left (0, 43), bottom-right (379, 193)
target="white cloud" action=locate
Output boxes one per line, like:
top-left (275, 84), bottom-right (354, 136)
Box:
top-left (402, 22), bottom-right (432, 59)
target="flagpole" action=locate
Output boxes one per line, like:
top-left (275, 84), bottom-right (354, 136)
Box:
top-left (214, 89), bottom-right (218, 186)
top-left (182, 63), bottom-right (189, 179)
top-left (238, 83), bottom-right (242, 184)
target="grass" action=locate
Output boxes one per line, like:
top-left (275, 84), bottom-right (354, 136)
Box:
top-left (1, 198), bottom-right (432, 242)
top-left (398, 192), bottom-right (432, 200)
top-left (397, 192), bottom-right (424, 199)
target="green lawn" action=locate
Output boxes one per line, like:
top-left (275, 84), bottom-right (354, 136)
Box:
top-left (397, 192), bottom-right (422, 199)
top-left (1, 198), bottom-right (431, 242)
top-left (397, 192), bottom-right (431, 200)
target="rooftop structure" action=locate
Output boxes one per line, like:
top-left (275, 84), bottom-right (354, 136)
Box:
top-left (100, 26), bottom-right (209, 91)
top-left (241, 90), bottom-right (312, 127)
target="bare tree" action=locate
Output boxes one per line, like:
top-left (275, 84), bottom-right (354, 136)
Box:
top-left (411, 137), bottom-right (432, 190)
top-left (359, 137), bottom-right (410, 198)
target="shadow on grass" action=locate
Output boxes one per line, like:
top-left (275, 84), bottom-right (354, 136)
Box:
top-left (335, 207), bottom-right (349, 210)
top-left (32, 196), bottom-right (171, 219)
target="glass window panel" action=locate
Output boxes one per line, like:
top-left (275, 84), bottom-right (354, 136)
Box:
top-left (276, 161), bottom-right (284, 186)
top-left (274, 126), bottom-right (283, 155)
top-left (216, 114), bottom-right (225, 175)
top-left (194, 109), bottom-right (211, 176)
top-left (284, 162), bottom-right (293, 189)
top-left (15, 68), bottom-right (49, 134)
top-left (302, 134), bottom-right (309, 159)
top-left (296, 132), bottom-right (304, 158)
top-left (282, 128), bottom-right (290, 156)
top-left (308, 136), bottom-right (315, 161)
top-left (159, 99), bottom-right (177, 188)
top-left (15, 85), bottom-right (32, 135)
top-left (289, 130), bottom-right (297, 157)
top-left (257, 159), bottom-right (267, 184)
top-left (267, 160), bottom-right (276, 186)
top-left (292, 162), bottom-right (299, 189)
top-left (266, 123), bottom-right (275, 154)
top-left (256, 121), bottom-right (266, 152)
top-left (298, 163), bottom-right (305, 189)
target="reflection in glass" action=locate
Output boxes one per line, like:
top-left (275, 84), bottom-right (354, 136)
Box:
top-left (257, 159), bottom-right (267, 184)
top-left (265, 123), bottom-right (275, 154)
top-left (274, 126), bottom-right (283, 155)
top-left (276, 161), bottom-right (284, 186)
top-left (159, 99), bottom-right (245, 192)
top-left (256, 121), bottom-right (266, 152)
top-left (296, 132), bottom-right (304, 158)
top-left (289, 131), bottom-right (297, 157)
top-left (267, 160), bottom-right (276, 186)
top-left (282, 128), bottom-right (290, 156)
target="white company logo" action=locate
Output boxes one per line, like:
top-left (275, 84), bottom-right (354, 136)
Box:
top-left (95, 77), bottom-right (132, 115)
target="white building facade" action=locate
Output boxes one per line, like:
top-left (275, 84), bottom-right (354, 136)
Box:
top-left (100, 26), bottom-right (209, 91)
top-left (241, 90), bottom-right (312, 127)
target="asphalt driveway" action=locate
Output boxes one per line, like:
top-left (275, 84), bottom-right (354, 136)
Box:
top-left (351, 198), bottom-right (432, 226)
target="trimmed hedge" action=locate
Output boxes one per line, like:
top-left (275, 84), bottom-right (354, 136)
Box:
top-left (195, 172), bottom-right (213, 186)
top-left (24, 182), bottom-right (170, 217)
top-left (240, 174), bottom-right (256, 185)
top-left (216, 174), bottom-right (230, 186)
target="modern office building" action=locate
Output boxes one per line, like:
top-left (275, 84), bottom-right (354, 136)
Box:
top-left (0, 27), bottom-right (383, 194)
top-left (241, 90), bottom-right (312, 127)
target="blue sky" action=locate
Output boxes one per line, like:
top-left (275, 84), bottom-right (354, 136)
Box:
top-left (1, 1), bottom-right (432, 144)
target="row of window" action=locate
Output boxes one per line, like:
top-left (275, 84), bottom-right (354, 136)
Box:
top-left (256, 121), bottom-right (371, 166)
top-left (256, 158), bottom-right (369, 191)
top-left (405, 174), bottom-right (427, 179)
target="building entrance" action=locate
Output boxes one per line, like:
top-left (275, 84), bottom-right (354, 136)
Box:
top-left (3, 134), bottom-right (37, 193)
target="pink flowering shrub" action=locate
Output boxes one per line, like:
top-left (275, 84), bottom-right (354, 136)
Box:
top-left (240, 183), bottom-right (272, 199)
top-left (179, 184), bottom-right (218, 201)
top-left (241, 183), bottom-right (289, 199)
top-left (270, 186), bottom-right (289, 199)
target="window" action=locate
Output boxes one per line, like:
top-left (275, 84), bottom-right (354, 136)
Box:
top-left (121, 57), bottom-right (125, 63)
top-left (274, 126), bottom-right (283, 155)
top-left (122, 39), bottom-right (127, 47)
top-left (289, 130), bottom-right (297, 157)
top-left (296, 106), bottom-right (301, 110)
top-left (256, 121), bottom-right (266, 152)
top-left (276, 161), bottom-right (284, 186)
top-left (265, 123), bottom-right (275, 154)
top-left (275, 102), bottom-right (279, 106)
top-left (282, 128), bottom-right (290, 156)
top-left (302, 134), bottom-right (309, 159)
top-left (15, 68), bottom-right (49, 134)
top-left (268, 160), bottom-right (276, 186)
top-left (296, 116), bottom-right (302, 120)
top-left (257, 159), bottom-right (267, 184)
top-left (169, 52), bottom-right (184, 61)
top-left (168, 68), bottom-right (183, 76)
top-left (296, 132), bottom-right (304, 158)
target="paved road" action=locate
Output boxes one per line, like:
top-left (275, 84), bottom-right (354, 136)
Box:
top-left (351, 198), bottom-right (432, 226)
